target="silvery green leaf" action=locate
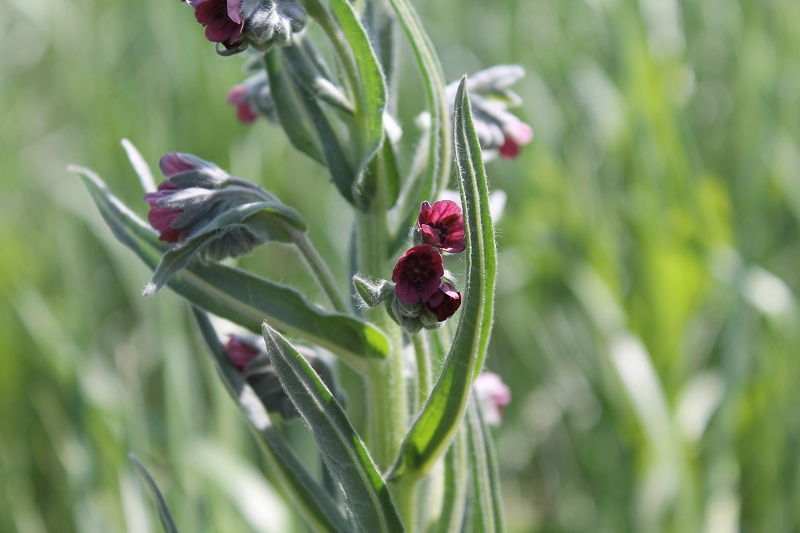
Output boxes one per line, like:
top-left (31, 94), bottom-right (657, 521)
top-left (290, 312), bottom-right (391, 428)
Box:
top-left (353, 275), bottom-right (394, 308)
top-left (388, 78), bottom-right (497, 481)
top-left (264, 50), bottom-right (326, 164)
top-left (192, 310), bottom-right (352, 533)
top-left (262, 323), bottom-right (404, 533)
top-left (435, 430), bottom-right (469, 533)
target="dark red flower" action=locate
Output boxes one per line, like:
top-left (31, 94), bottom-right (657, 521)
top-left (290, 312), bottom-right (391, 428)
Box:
top-left (225, 334), bottom-right (261, 370)
top-left (425, 282), bottom-right (462, 321)
top-left (498, 121), bottom-right (533, 159)
top-left (392, 246), bottom-right (444, 304)
top-left (144, 182), bottom-right (182, 243)
top-left (194, 0), bottom-right (244, 48)
top-left (418, 200), bottom-right (466, 253)
top-left (227, 85), bottom-right (258, 124)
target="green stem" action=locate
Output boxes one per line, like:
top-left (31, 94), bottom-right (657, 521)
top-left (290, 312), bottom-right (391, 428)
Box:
top-left (412, 332), bottom-right (432, 412)
top-left (358, 208), bottom-right (408, 469)
top-left (289, 227), bottom-right (350, 314)
top-left (393, 472), bottom-right (422, 532)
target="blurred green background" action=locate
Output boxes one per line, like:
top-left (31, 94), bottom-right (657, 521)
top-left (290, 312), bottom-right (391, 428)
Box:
top-left (2, 0), bottom-right (799, 531)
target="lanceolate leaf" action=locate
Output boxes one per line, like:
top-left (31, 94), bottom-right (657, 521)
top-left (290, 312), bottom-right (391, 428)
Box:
top-left (388, 79), bottom-right (497, 480)
top-left (262, 323), bottom-right (404, 533)
top-left (129, 455), bottom-right (179, 533)
top-left (328, 0), bottom-right (386, 175)
top-left (386, 0), bottom-right (450, 240)
top-left (466, 401), bottom-right (505, 533)
top-left (264, 50), bottom-right (325, 165)
top-left (282, 46), bottom-right (357, 205)
top-left (73, 167), bottom-right (388, 369)
top-left (192, 310), bottom-right (352, 533)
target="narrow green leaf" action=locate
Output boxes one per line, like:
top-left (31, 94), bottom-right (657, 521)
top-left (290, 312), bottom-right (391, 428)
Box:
top-left (192, 310), bottom-right (352, 533)
top-left (72, 166), bottom-right (388, 369)
top-left (465, 401), bottom-right (505, 533)
top-left (264, 50), bottom-right (326, 164)
top-left (283, 46), bottom-right (357, 205)
top-left (382, 137), bottom-right (402, 209)
top-left (435, 430), bottom-right (469, 533)
top-left (329, 0), bottom-right (386, 172)
top-left (388, 78), bottom-right (497, 480)
top-left (129, 455), bottom-right (179, 533)
top-left (386, 0), bottom-right (450, 235)
top-left (262, 323), bottom-right (405, 533)
top-left (361, 0), bottom-right (399, 98)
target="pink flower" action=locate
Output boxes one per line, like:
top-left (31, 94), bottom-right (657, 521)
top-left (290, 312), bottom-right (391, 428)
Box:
top-left (425, 282), bottom-right (461, 321)
top-left (227, 85), bottom-right (258, 124)
top-left (499, 121), bottom-right (533, 159)
top-left (417, 200), bottom-right (466, 253)
top-left (144, 181), bottom-right (183, 243)
top-left (225, 334), bottom-right (261, 370)
top-left (392, 246), bottom-right (444, 304)
top-left (191, 0), bottom-right (244, 48)
top-left (474, 372), bottom-right (511, 426)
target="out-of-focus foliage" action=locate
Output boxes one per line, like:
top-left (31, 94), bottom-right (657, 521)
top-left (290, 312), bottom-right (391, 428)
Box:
top-left (1, 0), bottom-right (798, 532)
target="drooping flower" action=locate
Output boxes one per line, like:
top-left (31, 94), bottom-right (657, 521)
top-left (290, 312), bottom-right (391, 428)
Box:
top-left (425, 282), bottom-right (462, 321)
top-left (225, 334), bottom-right (262, 370)
top-left (498, 121), bottom-right (534, 159)
top-left (227, 85), bottom-right (258, 123)
top-left (226, 71), bottom-right (278, 124)
top-left (191, 0), bottom-right (245, 48)
top-left (474, 372), bottom-right (512, 426)
top-left (391, 245), bottom-right (444, 304)
top-left (417, 200), bottom-right (466, 253)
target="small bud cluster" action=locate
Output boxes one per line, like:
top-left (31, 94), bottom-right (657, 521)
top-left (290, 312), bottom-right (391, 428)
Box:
top-left (144, 153), bottom-right (283, 260)
top-left (388, 200), bottom-right (466, 333)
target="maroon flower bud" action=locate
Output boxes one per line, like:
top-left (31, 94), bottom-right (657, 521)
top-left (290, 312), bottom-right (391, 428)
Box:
top-left (417, 200), bottom-right (466, 253)
top-left (392, 246), bottom-right (444, 304)
top-left (227, 85), bottom-right (258, 124)
top-left (144, 183), bottom-right (183, 243)
top-left (225, 334), bottom-right (261, 370)
top-left (425, 282), bottom-right (462, 321)
top-left (474, 371), bottom-right (511, 426)
top-left (498, 121), bottom-right (533, 159)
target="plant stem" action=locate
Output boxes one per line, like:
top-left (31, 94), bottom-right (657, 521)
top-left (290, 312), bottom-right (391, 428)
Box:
top-left (358, 208), bottom-right (408, 468)
top-left (412, 332), bottom-right (432, 412)
top-left (289, 227), bottom-right (350, 314)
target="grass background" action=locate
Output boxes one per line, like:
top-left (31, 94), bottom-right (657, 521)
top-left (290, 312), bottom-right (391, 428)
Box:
top-left (2, 0), bottom-right (799, 531)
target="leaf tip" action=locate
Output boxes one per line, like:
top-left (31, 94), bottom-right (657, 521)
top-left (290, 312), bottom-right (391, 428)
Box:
top-left (142, 282), bottom-right (158, 297)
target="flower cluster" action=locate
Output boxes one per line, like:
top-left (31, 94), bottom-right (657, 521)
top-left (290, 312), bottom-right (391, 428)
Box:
top-left (445, 65), bottom-right (533, 159)
top-left (144, 152), bottom-right (285, 260)
top-left (388, 200), bottom-right (466, 332)
top-left (182, 0), bottom-right (307, 52)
